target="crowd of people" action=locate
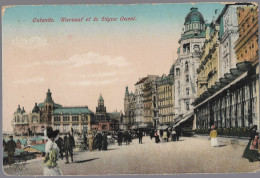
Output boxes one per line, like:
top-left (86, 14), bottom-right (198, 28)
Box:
top-left (4, 124), bottom-right (259, 175)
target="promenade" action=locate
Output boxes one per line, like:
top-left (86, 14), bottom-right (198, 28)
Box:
top-left (3, 136), bottom-right (260, 176)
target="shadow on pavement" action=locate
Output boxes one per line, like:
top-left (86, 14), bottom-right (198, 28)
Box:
top-left (74, 158), bottom-right (99, 163)
top-left (218, 145), bottom-right (227, 147)
top-left (107, 148), bottom-right (119, 151)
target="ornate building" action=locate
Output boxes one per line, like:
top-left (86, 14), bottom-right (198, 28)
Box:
top-left (134, 77), bottom-right (148, 124)
top-left (157, 65), bottom-right (175, 126)
top-left (197, 21), bottom-right (220, 97)
top-left (193, 3), bottom-right (259, 130)
top-left (143, 75), bottom-right (159, 126)
top-left (218, 4), bottom-right (241, 78)
top-left (12, 89), bottom-right (122, 135)
top-left (124, 86), bottom-right (135, 130)
top-left (174, 7), bottom-right (206, 120)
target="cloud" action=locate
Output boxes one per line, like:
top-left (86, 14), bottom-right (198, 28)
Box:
top-left (68, 52), bottom-right (130, 67)
top-left (12, 36), bottom-right (48, 49)
top-left (22, 52), bottom-right (130, 68)
top-left (70, 78), bottom-right (120, 86)
top-left (13, 77), bottom-right (45, 84)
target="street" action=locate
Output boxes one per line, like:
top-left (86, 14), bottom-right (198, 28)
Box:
top-left (3, 136), bottom-right (260, 176)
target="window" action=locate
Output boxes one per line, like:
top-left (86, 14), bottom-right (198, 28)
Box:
top-left (54, 116), bottom-right (61, 122)
top-left (63, 116), bottom-right (70, 122)
top-left (186, 102), bottom-right (190, 110)
top-left (186, 75), bottom-right (189, 83)
top-left (185, 61), bottom-right (189, 71)
top-left (186, 88), bottom-right (190, 95)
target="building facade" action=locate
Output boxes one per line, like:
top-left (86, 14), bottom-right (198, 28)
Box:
top-left (197, 21), bottom-right (220, 97)
top-left (124, 86), bottom-right (135, 129)
top-left (174, 7), bottom-right (206, 118)
top-left (143, 75), bottom-right (159, 126)
top-left (218, 4), bottom-right (241, 78)
top-left (157, 67), bottom-right (175, 125)
top-left (13, 89), bottom-right (122, 135)
top-left (194, 4), bottom-right (259, 131)
top-left (134, 77), bottom-right (148, 124)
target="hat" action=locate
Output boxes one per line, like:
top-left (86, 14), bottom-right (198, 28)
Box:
top-left (47, 129), bottom-right (59, 139)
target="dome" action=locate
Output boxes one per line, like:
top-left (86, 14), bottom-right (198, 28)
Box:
top-left (185, 7), bottom-right (205, 24)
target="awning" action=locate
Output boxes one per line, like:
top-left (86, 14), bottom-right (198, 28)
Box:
top-left (157, 125), bottom-right (169, 130)
top-left (173, 111), bottom-right (194, 128)
top-left (138, 123), bottom-right (148, 128)
top-left (194, 71), bottom-right (247, 109)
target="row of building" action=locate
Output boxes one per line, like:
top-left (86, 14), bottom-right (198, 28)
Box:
top-left (13, 89), bottom-right (123, 135)
top-left (123, 3), bottom-right (259, 132)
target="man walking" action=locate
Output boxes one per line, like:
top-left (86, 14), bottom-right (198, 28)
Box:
top-left (64, 132), bottom-right (75, 164)
top-left (55, 136), bottom-right (64, 160)
top-left (4, 136), bottom-right (17, 166)
top-left (138, 130), bottom-right (143, 144)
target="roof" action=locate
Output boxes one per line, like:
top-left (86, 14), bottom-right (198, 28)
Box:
top-left (38, 102), bottom-right (63, 109)
top-left (185, 7), bottom-right (205, 24)
top-left (30, 137), bottom-right (44, 141)
top-left (53, 107), bottom-right (93, 115)
top-left (180, 30), bottom-right (206, 42)
top-left (4, 139), bottom-right (27, 145)
top-left (24, 144), bottom-right (45, 153)
top-left (135, 77), bottom-right (148, 85)
top-left (98, 94), bottom-right (104, 101)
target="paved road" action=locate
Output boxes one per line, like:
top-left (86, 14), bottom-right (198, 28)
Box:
top-left (3, 136), bottom-right (260, 176)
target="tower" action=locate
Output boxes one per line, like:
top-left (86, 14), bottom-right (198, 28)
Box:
top-left (174, 7), bottom-right (206, 116)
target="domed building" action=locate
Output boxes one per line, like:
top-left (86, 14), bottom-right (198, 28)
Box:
top-left (174, 7), bottom-right (207, 118)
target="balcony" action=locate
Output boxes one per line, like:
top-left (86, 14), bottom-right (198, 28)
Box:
top-left (197, 77), bottom-right (207, 84)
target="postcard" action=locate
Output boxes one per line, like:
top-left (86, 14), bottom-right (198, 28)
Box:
top-left (2, 2), bottom-right (260, 176)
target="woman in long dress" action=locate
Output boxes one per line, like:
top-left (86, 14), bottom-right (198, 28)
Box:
top-left (209, 125), bottom-right (218, 147)
top-left (43, 128), bottom-right (63, 176)
top-left (242, 125), bottom-right (260, 162)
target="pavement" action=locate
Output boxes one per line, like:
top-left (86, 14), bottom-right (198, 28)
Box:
top-left (3, 135), bottom-right (260, 176)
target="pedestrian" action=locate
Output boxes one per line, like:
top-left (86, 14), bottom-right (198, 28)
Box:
top-left (43, 128), bottom-right (62, 175)
top-left (118, 131), bottom-right (123, 146)
top-left (171, 129), bottom-right (177, 141)
top-left (102, 132), bottom-right (108, 150)
top-left (150, 130), bottom-right (154, 140)
top-left (209, 125), bottom-right (218, 147)
top-left (55, 136), bottom-right (64, 160)
top-left (154, 130), bottom-right (160, 143)
top-left (162, 130), bottom-right (168, 142)
top-left (96, 132), bottom-right (103, 151)
top-left (88, 131), bottom-right (93, 151)
top-left (176, 126), bottom-right (182, 141)
top-left (4, 136), bottom-right (16, 166)
top-left (124, 131), bottom-right (130, 145)
top-left (138, 130), bottom-right (143, 144)
top-left (64, 132), bottom-right (75, 164)
top-left (243, 125), bottom-right (260, 162)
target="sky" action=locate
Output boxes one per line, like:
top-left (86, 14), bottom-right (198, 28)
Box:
top-left (2, 3), bottom-right (225, 132)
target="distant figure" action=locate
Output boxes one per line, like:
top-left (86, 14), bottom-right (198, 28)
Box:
top-left (4, 136), bottom-right (16, 166)
top-left (96, 132), bottom-right (103, 151)
top-left (64, 132), bottom-right (75, 164)
top-left (150, 130), bottom-right (154, 140)
top-left (154, 130), bottom-right (160, 143)
top-left (102, 132), bottom-right (108, 150)
top-left (171, 129), bottom-right (177, 141)
top-left (118, 131), bottom-right (123, 146)
top-left (88, 132), bottom-right (93, 151)
top-left (209, 125), bottom-right (218, 147)
top-left (55, 137), bottom-right (64, 160)
top-left (162, 130), bottom-right (168, 142)
top-left (43, 129), bottom-right (62, 175)
top-left (243, 125), bottom-right (260, 162)
top-left (138, 130), bottom-right (143, 144)
top-left (125, 131), bottom-right (130, 145)
top-left (175, 126), bottom-right (182, 141)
